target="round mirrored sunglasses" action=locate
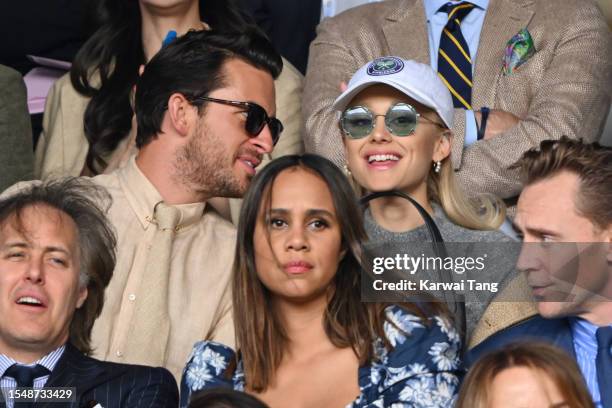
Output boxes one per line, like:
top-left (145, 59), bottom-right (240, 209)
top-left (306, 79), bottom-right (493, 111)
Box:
top-left (340, 102), bottom-right (445, 139)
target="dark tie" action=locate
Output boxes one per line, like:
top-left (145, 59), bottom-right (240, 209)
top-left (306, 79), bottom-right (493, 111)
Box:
top-left (437, 2), bottom-right (476, 109)
top-left (4, 364), bottom-right (50, 408)
top-left (596, 326), bottom-right (612, 407)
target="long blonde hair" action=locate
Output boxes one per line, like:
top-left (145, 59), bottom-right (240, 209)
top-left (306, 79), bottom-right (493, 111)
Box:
top-left (341, 89), bottom-right (506, 230)
top-left (429, 148), bottom-right (506, 230)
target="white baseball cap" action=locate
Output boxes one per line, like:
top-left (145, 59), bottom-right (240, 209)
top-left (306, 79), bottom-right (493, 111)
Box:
top-left (332, 56), bottom-right (454, 129)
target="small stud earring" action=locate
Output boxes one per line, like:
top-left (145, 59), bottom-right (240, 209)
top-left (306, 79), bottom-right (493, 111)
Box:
top-left (433, 161), bottom-right (441, 174)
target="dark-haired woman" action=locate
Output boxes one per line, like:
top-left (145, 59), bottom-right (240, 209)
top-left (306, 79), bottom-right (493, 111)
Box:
top-left (180, 154), bottom-right (461, 407)
top-left (35, 0), bottom-right (302, 184)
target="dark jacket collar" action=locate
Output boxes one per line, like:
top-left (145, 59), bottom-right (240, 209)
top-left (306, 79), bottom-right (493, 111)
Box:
top-left (39, 343), bottom-right (130, 408)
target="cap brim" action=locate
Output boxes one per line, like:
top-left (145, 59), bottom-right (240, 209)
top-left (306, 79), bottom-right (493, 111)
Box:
top-left (332, 78), bottom-right (452, 129)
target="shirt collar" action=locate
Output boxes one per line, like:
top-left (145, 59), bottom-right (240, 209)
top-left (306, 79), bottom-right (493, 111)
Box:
top-left (117, 156), bottom-right (207, 231)
top-left (570, 317), bottom-right (600, 356)
top-left (424, 0), bottom-right (489, 20)
top-left (0, 344), bottom-right (66, 378)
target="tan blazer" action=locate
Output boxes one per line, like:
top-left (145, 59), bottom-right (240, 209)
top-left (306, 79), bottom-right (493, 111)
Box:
top-left (303, 0), bottom-right (612, 202)
top-left (35, 57), bottom-right (304, 179)
top-left (468, 273), bottom-right (538, 348)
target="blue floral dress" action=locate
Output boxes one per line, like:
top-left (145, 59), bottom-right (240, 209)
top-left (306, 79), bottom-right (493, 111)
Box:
top-left (180, 306), bottom-right (462, 407)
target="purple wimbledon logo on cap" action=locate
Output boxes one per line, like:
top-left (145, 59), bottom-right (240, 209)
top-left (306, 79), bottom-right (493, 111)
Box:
top-left (367, 57), bottom-right (404, 76)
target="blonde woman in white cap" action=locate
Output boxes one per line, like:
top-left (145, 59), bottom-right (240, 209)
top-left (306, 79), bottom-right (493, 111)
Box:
top-left (335, 57), bottom-right (515, 337)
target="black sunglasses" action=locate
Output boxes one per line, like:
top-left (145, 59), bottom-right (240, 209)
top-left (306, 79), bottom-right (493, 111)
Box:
top-left (191, 96), bottom-right (283, 145)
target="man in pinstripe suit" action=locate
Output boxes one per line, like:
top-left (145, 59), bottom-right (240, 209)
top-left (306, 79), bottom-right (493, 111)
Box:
top-left (0, 179), bottom-right (178, 407)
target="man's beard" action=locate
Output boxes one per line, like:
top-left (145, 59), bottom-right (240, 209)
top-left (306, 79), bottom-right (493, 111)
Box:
top-left (173, 122), bottom-right (248, 199)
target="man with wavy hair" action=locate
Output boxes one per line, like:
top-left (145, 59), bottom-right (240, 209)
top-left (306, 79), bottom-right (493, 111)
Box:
top-left (0, 179), bottom-right (177, 407)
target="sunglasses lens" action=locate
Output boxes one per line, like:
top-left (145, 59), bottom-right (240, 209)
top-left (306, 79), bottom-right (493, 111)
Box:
top-left (245, 104), bottom-right (266, 136)
top-left (386, 103), bottom-right (417, 136)
top-left (269, 119), bottom-right (283, 145)
top-left (341, 107), bottom-right (373, 139)
top-left (245, 103), bottom-right (283, 145)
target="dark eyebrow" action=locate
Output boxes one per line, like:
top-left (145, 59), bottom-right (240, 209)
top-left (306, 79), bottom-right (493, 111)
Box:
top-left (270, 208), bottom-right (336, 219)
top-left (306, 209), bottom-right (336, 219)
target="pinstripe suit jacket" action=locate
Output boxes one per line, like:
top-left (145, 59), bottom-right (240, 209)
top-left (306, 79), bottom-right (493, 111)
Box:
top-left (303, 0), bottom-right (612, 202)
top-left (0, 343), bottom-right (178, 408)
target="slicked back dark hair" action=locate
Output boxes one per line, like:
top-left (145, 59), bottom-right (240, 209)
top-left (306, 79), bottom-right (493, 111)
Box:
top-left (134, 27), bottom-right (282, 148)
top-left (0, 179), bottom-right (116, 355)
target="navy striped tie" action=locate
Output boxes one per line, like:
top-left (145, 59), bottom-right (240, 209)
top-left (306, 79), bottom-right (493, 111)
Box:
top-left (437, 2), bottom-right (476, 109)
top-left (4, 364), bottom-right (50, 408)
top-left (596, 327), bottom-right (612, 407)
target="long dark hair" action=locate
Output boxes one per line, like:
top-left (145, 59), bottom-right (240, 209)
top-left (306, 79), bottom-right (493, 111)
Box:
top-left (70, 0), bottom-right (251, 174)
top-left (232, 154), bottom-right (446, 391)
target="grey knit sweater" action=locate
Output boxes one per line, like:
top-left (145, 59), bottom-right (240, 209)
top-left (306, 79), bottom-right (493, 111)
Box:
top-left (364, 206), bottom-right (519, 340)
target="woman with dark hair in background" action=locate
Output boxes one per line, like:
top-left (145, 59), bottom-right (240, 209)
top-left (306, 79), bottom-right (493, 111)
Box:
top-left (35, 0), bottom-right (303, 188)
top-left (456, 342), bottom-right (595, 408)
top-left (180, 154), bottom-right (461, 407)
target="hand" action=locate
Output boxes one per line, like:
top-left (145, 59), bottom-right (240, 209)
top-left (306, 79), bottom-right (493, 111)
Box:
top-left (475, 109), bottom-right (520, 140)
top-left (339, 81), bottom-right (348, 92)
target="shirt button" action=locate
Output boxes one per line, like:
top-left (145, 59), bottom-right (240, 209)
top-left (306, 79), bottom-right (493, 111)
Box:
top-left (116, 350), bottom-right (123, 358)
top-left (128, 294), bottom-right (136, 301)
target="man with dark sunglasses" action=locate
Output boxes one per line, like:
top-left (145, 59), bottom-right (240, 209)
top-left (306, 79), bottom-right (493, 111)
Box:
top-left (64, 28), bottom-right (280, 381)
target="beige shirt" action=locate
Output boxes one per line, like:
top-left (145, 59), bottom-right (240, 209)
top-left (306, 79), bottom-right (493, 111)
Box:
top-left (89, 157), bottom-right (236, 381)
